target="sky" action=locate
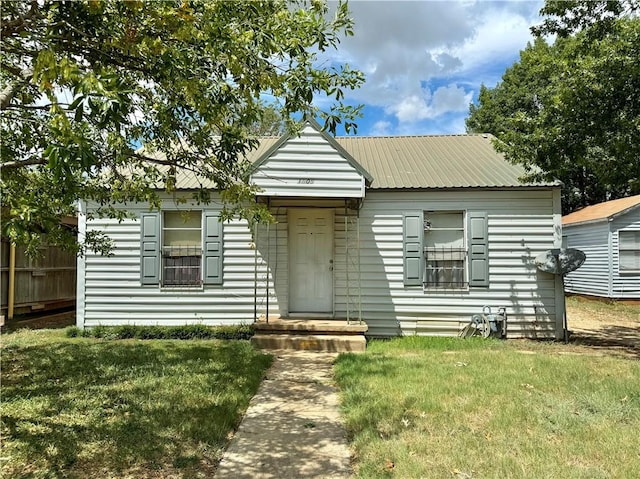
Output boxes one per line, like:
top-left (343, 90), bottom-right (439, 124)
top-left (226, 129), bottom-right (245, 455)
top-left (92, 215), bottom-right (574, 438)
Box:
top-left (321, 0), bottom-right (545, 136)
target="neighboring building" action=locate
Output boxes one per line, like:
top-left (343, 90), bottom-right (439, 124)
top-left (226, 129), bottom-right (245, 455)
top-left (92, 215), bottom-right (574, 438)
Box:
top-left (1, 216), bottom-right (77, 319)
top-left (563, 195), bottom-right (640, 299)
top-left (76, 120), bottom-right (565, 338)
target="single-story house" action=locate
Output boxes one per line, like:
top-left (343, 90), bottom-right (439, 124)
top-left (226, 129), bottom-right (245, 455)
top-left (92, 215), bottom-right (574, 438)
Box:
top-left (76, 120), bottom-right (565, 338)
top-left (563, 195), bottom-right (640, 299)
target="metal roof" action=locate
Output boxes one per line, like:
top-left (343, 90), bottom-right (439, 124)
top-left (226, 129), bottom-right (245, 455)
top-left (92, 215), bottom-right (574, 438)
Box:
top-left (562, 194), bottom-right (640, 226)
top-left (334, 134), bottom-right (553, 189)
top-left (143, 132), bottom-right (558, 190)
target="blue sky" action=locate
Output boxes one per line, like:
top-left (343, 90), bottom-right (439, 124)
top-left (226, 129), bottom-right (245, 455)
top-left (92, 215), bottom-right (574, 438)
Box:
top-left (321, 0), bottom-right (545, 136)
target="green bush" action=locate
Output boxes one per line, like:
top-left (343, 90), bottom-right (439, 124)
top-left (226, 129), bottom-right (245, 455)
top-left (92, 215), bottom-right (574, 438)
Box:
top-left (65, 326), bottom-right (81, 337)
top-left (78, 324), bottom-right (255, 341)
top-left (65, 326), bottom-right (91, 338)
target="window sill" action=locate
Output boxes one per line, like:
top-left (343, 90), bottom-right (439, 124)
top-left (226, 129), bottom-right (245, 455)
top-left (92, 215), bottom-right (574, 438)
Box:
top-left (423, 286), bottom-right (470, 293)
top-left (160, 285), bottom-right (205, 292)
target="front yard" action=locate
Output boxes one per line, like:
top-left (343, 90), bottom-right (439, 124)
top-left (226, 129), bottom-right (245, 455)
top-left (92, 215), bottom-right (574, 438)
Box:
top-left (0, 330), bottom-right (272, 478)
top-left (335, 335), bottom-right (640, 478)
top-left (2, 298), bottom-right (638, 478)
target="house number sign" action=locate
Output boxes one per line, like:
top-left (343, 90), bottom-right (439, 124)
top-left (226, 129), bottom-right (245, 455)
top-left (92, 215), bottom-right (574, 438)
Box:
top-left (297, 178), bottom-right (314, 184)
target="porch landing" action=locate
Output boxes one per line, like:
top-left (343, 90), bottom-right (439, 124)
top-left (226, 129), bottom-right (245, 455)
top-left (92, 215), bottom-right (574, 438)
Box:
top-left (251, 318), bottom-right (367, 352)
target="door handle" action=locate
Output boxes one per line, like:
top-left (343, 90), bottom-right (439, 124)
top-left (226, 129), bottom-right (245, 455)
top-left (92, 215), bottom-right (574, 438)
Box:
top-left (329, 259), bottom-right (333, 271)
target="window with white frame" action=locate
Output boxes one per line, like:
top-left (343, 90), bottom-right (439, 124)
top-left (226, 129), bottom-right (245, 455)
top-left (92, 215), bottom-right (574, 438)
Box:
top-left (162, 211), bottom-right (202, 286)
top-left (423, 211), bottom-right (466, 288)
top-left (619, 230), bottom-right (640, 273)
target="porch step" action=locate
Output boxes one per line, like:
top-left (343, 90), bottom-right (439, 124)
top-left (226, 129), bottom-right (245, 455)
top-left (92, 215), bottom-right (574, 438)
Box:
top-left (251, 333), bottom-right (366, 353)
top-left (254, 318), bottom-right (367, 335)
top-left (252, 318), bottom-right (368, 352)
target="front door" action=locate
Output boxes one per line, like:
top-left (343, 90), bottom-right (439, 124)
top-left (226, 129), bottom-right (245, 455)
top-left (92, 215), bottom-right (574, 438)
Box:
top-left (289, 208), bottom-right (334, 313)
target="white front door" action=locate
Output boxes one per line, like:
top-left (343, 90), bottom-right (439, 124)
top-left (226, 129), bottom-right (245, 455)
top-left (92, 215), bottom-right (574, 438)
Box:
top-left (289, 208), bottom-right (334, 313)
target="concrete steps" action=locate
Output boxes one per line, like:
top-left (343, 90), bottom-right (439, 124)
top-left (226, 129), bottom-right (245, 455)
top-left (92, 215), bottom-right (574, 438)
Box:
top-left (251, 318), bottom-right (368, 353)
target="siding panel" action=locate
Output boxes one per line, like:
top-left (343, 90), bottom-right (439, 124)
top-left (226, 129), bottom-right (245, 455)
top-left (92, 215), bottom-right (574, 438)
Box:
top-left (251, 125), bottom-right (365, 198)
top-left (611, 210), bottom-right (640, 298)
top-left (563, 222), bottom-right (612, 297)
top-left (79, 189), bottom-right (561, 338)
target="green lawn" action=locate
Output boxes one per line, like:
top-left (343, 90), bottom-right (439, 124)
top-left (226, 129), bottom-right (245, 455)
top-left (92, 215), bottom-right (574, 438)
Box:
top-left (335, 337), bottom-right (640, 479)
top-left (1, 329), bottom-right (272, 478)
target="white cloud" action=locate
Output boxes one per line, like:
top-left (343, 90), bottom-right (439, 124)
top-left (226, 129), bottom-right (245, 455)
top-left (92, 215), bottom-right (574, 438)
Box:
top-left (443, 5), bottom-right (540, 72)
top-left (385, 84), bottom-right (473, 123)
top-left (369, 120), bottom-right (393, 136)
top-left (325, 0), bottom-right (543, 131)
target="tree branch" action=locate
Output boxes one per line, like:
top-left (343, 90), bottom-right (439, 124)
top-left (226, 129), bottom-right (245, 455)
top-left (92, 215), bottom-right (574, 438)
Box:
top-left (3, 103), bottom-right (70, 111)
top-left (0, 157), bottom-right (47, 170)
top-left (0, 67), bottom-right (34, 110)
top-left (0, 0), bottom-right (41, 38)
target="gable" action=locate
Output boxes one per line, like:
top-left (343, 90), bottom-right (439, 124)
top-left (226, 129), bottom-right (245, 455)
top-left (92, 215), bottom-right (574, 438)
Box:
top-left (249, 121), bottom-right (371, 198)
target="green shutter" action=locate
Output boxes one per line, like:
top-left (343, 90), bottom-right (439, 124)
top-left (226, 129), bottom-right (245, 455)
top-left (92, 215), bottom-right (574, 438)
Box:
top-left (203, 211), bottom-right (223, 285)
top-left (403, 212), bottom-right (424, 286)
top-left (140, 212), bottom-right (160, 285)
top-left (468, 211), bottom-right (489, 287)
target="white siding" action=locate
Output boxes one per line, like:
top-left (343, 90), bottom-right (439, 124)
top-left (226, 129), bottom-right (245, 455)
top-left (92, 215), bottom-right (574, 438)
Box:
top-left (250, 125), bottom-right (365, 198)
top-left (611, 210), bottom-right (640, 298)
top-left (79, 189), bottom-right (562, 338)
top-left (356, 190), bottom-right (561, 338)
top-left (563, 222), bottom-right (611, 297)
top-left (564, 210), bottom-right (640, 299)
top-left (81, 195), bottom-right (271, 327)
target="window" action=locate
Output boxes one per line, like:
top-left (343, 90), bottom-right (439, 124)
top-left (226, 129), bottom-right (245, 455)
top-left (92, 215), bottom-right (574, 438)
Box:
top-left (403, 210), bottom-right (488, 288)
top-left (140, 210), bottom-right (223, 286)
top-left (424, 211), bottom-right (466, 288)
top-left (162, 211), bottom-right (202, 286)
top-left (619, 230), bottom-right (640, 273)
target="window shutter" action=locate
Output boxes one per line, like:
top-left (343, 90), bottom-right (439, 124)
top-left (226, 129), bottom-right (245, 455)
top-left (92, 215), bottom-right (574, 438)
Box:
top-left (203, 211), bottom-right (223, 284)
top-left (140, 212), bottom-right (160, 285)
top-left (403, 212), bottom-right (424, 286)
top-left (468, 211), bottom-right (489, 287)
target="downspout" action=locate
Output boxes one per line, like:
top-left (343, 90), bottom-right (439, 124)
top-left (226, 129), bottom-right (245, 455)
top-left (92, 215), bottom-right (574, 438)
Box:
top-left (552, 188), bottom-right (565, 341)
top-left (253, 223), bottom-right (258, 323)
top-left (265, 197), bottom-right (271, 323)
top-left (607, 219), bottom-right (614, 298)
top-left (8, 242), bottom-right (16, 320)
top-left (265, 221), bottom-right (270, 323)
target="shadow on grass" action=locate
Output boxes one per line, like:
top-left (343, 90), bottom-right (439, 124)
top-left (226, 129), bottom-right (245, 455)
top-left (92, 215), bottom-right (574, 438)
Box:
top-left (1, 337), bottom-right (272, 478)
top-left (569, 324), bottom-right (640, 359)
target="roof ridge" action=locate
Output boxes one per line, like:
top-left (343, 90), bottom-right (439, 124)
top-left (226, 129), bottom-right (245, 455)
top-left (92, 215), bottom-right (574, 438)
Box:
top-left (335, 133), bottom-right (492, 139)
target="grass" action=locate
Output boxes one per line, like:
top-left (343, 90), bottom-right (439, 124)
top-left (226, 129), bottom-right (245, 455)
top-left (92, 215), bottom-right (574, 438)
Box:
top-left (1, 329), bottom-right (272, 478)
top-left (335, 336), bottom-right (640, 479)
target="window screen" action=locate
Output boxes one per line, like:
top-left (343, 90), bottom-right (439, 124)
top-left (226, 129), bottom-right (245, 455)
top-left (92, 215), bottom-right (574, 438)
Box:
top-left (619, 230), bottom-right (640, 272)
top-left (424, 211), bottom-right (466, 288)
top-left (162, 211), bottom-right (202, 286)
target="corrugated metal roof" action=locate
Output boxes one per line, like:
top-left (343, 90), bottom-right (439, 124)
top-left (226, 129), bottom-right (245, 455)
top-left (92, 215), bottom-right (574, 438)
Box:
top-left (562, 194), bottom-right (640, 226)
top-left (334, 134), bottom-right (551, 189)
top-left (143, 132), bottom-right (557, 190)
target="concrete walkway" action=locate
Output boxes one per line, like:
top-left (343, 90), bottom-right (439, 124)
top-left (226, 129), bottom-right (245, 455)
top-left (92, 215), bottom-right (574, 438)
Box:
top-left (215, 351), bottom-right (352, 479)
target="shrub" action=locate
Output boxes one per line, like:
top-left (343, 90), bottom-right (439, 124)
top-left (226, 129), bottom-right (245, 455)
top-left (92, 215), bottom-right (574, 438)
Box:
top-left (65, 326), bottom-right (81, 338)
top-left (82, 324), bottom-right (255, 341)
top-left (65, 326), bottom-right (93, 338)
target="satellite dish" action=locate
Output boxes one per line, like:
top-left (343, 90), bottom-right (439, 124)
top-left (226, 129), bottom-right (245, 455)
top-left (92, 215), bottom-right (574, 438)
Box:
top-left (535, 248), bottom-right (586, 275)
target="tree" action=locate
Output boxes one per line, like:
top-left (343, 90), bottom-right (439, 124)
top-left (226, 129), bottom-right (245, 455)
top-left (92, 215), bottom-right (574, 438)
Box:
top-left (466, 1), bottom-right (640, 213)
top-left (0, 0), bottom-right (364, 255)
top-left (533, 0), bottom-right (640, 38)
top-left (247, 103), bottom-right (286, 137)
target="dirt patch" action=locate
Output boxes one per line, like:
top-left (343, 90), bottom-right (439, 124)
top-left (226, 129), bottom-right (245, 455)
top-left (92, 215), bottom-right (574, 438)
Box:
top-left (565, 297), bottom-right (640, 359)
top-left (2, 310), bottom-right (75, 333)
